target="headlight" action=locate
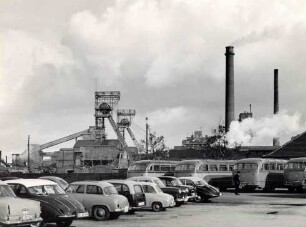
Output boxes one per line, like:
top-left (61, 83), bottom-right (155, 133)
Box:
top-left (178, 189), bottom-right (182, 194)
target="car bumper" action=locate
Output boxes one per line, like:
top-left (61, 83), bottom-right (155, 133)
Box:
top-left (114, 206), bottom-right (129, 213)
top-left (1, 217), bottom-right (42, 226)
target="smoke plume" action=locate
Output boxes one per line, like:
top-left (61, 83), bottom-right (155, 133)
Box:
top-left (226, 111), bottom-right (305, 147)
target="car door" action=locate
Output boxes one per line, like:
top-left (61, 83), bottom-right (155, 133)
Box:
top-left (66, 184), bottom-right (85, 207)
top-left (142, 185), bottom-right (156, 208)
top-left (133, 184), bottom-right (145, 207)
top-left (83, 185), bottom-right (104, 211)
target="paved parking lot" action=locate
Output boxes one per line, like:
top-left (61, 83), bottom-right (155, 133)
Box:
top-left (47, 190), bottom-right (306, 227)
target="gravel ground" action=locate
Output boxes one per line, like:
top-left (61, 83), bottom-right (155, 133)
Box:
top-left (46, 190), bottom-right (306, 227)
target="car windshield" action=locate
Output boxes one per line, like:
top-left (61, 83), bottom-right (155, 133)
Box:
top-left (104, 186), bottom-right (118, 195)
top-left (153, 179), bottom-right (165, 188)
top-left (0, 185), bottom-right (16, 197)
top-left (28, 184), bottom-right (66, 195)
top-left (194, 179), bottom-right (208, 186)
top-left (171, 179), bottom-right (183, 186)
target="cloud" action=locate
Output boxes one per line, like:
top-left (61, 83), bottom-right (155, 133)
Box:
top-left (227, 111), bottom-right (305, 147)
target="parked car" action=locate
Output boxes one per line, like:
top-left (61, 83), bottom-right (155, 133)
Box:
top-left (138, 182), bottom-right (175, 212)
top-left (106, 180), bottom-right (146, 214)
top-left (178, 177), bottom-right (221, 202)
top-left (39, 176), bottom-right (69, 190)
top-left (0, 181), bottom-right (42, 226)
top-left (158, 176), bottom-right (198, 202)
top-left (66, 181), bottom-right (129, 221)
top-left (127, 176), bottom-right (185, 206)
top-left (6, 179), bottom-right (89, 227)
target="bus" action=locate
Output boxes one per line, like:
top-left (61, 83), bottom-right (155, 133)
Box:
top-left (233, 158), bottom-right (287, 191)
top-left (174, 159), bottom-right (236, 190)
top-left (284, 157), bottom-right (306, 192)
top-left (127, 160), bottom-right (179, 178)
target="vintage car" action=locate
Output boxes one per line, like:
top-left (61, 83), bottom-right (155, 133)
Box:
top-left (127, 176), bottom-right (185, 206)
top-left (106, 180), bottom-right (146, 214)
top-left (39, 176), bottom-right (69, 190)
top-left (66, 181), bottom-right (129, 221)
top-left (0, 181), bottom-right (42, 226)
top-left (158, 176), bottom-right (198, 201)
top-left (178, 177), bottom-right (221, 202)
top-left (138, 182), bottom-right (175, 212)
top-left (6, 179), bottom-right (89, 227)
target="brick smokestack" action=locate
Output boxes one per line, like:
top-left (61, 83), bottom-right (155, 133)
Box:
top-left (225, 46), bottom-right (235, 132)
top-left (273, 69), bottom-right (280, 146)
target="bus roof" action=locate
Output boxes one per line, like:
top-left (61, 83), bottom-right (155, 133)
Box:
top-left (129, 160), bottom-right (178, 165)
top-left (287, 157), bottom-right (306, 162)
top-left (177, 159), bottom-right (236, 165)
top-left (235, 158), bottom-right (287, 164)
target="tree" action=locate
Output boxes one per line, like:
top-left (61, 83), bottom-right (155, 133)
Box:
top-left (140, 132), bottom-right (169, 160)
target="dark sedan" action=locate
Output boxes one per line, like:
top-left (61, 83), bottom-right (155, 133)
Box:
top-left (158, 176), bottom-right (198, 202)
top-left (6, 179), bottom-right (89, 227)
top-left (178, 177), bottom-right (221, 202)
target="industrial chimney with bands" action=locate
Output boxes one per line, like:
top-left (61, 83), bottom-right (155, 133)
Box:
top-left (273, 69), bottom-right (280, 146)
top-left (225, 46), bottom-right (235, 132)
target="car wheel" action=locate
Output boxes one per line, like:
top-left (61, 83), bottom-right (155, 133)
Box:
top-left (128, 209), bottom-right (136, 215)
top-left (36, 221), bottom-right (46, 227)
top-left (93, 206), bottom-right (110, 221)
top-left (194, 196), bottom-right (201, 203)
top-left (56, 220), bottom-right (73, 227)
top-left (175, 202), bottom-right (182, 207)
top-left (152, 202), bottom-right (162, 212)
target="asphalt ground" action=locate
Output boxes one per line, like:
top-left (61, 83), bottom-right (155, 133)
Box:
top-left (46, 189), bottom-right (306, 227)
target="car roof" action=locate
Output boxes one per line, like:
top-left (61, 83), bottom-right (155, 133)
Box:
top-left (70, 181), bottom-right (112, 187)
top-left (106, 179), bottom-right (141, 185)
top-left (128, 176), bottom-right (160, 181)
top-left (137, 181), bottom-right (156, 187)
top-left (178, 177), bottom-right (203, 181)
top-left (39, 176), bottom-right (66, 181)
top-left (0, 181), bottom-right (8, 185)
top-left (5, 179), bottom-right (57, 187)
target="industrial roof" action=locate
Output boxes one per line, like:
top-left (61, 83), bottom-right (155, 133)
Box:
top-left (73, 139), bottom-right (120, 148)
top-left (264, 131), bottom-right (306, 159)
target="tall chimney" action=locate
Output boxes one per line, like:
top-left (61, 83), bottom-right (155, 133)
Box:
top-left (273, 69), bottom-right (280, 146)
top-left (225, 46), bottom-right (235, 132)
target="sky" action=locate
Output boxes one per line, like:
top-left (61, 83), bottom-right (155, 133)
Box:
top-left (0, 0), bottom-right (305, 159)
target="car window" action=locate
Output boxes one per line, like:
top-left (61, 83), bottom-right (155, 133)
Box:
top-left (134, 185), bottom-right (143, 194)
top-left (112, 183), bottom-right (122, 192)
top-left (0, 185), bottom-right (16, 197)
top-left (86, 185), bottom-right (103, 194)
top-left (76, 185), bottom-right (85, 194)
top-left (122, 184), bottom-right (129, 192)
top-left (66, 185), bottom-right (78, 193)
top-left (185, 180), bottom-right (194, 186)
top-left (142, 185), bottom-right (156, 193)
top-left (104, 186), bottom-right (118, 195)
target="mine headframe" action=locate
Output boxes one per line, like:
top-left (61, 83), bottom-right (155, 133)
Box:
top-left (117, 109), bottom-right (141, 153)
top-left (94, 91), bottom-right (127, 149)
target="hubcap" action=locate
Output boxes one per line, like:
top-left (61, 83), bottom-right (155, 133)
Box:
top-left (97, 208), bottom-right (106, 217)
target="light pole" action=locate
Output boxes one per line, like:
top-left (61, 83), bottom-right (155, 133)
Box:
top-left (27, 135), bottom-right (30, 172)
top-left (145, 117), bottom-right (149, 154)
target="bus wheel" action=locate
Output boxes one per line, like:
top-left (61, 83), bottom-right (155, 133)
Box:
top-left (296, 187), bottom-right (304, 193)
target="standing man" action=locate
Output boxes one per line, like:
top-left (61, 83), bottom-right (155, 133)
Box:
top-left (233, 171), bottom-right (241, 195)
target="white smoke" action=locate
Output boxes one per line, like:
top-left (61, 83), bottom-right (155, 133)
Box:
top-left (226, 111), bottom-right (305, 147)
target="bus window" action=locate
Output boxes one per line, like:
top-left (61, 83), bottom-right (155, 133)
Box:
top-left (170, 166), bottom-right (176, 171)
top-left (288, 163), bottom-right (293, 170)
top-left (129, 164), bottom-right (147, 171)
top-left (149, 165), bottom-right (153, 172)
top-left (251, 164), bottom-right (258, 170)
top-left (277, 164), bottom-right (284, 171)
top-left (161, 165), bottom-right (170, 172)
top-left (219, 165), bottom-right (228, 171)
top-left (199, 164), bottom-right (208, 172)
top-left (154, 165), bottom-right (160, 172)
top-left (263, 164), bottom-right (269, 171)
top-left (234, 163), bottom-right (243, 170)
top-left (209, 165), bottom-right (218, 171)
top-left (229, 165), bottom-right (234, 171)
top-left (269, 163), bottom-right (276, 170)
top-left (175, 164), bottom-right (195, 171)
top-left (244, 164), bottom-right (251, 170)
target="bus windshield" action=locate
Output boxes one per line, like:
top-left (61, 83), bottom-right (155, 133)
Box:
top-left (285, 162), bottom-right (306, 171)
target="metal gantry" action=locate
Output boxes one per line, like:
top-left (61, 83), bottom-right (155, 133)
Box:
top-left (117, 109), bottom-right (142, 153)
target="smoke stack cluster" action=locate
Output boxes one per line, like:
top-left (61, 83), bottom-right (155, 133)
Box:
top-left (225, 46), bottom-right (235, 132)
top-left (273, 69), bottom-right (280, 146)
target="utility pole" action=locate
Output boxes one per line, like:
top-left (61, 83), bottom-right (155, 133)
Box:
top-left (27, 135), bottom-right (30, 172)
top-left (145, 117), bottom-right (149, 154)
